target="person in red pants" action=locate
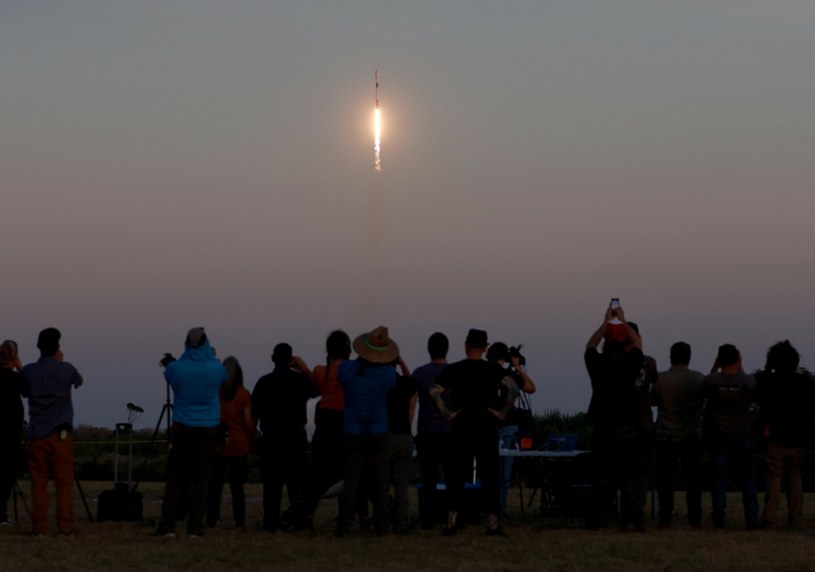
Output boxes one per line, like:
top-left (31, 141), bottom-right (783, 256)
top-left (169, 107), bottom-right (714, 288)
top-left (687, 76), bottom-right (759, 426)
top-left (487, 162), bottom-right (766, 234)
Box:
top-left (21, 328), bottom-right (84, 536)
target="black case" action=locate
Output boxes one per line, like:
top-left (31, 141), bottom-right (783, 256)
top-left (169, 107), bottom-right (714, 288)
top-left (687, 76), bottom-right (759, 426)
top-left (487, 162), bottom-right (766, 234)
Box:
top-left (97, 423), bottom-right (144, 522)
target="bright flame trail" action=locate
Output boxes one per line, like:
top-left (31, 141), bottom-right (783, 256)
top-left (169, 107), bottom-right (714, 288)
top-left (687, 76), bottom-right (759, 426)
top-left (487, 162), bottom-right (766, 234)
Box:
top-left (374, 71), bottom-right (381, 173)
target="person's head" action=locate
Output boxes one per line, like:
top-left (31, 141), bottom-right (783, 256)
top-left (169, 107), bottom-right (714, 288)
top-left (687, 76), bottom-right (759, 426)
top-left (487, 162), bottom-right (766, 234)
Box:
top-left (185, 327), bottom-right (208, 348)
top-left (36, 327), bottom-right (61, 357)
top-left (486, 341), bottom-right (510, 364)
top-left (0, 340), bottom-right (18, 366)
top-left (670, 342), bottom-right (692, 366)
top-left (325, 330), bottom-right (352, 362)
top-left (765, 340), bottom-right (800, 374)
top-left (352, 326), bottom-right (400, 364)
top-left (427, 332), bottom-right (449, 360)
top-left (272, 343), bottom-right (293, 368)
top-left (716, 344), bottom-right (740, 368)
top-left (465, 328), bottom-right (489, 354)
top-left (222, 355), bottom-right (244, 400)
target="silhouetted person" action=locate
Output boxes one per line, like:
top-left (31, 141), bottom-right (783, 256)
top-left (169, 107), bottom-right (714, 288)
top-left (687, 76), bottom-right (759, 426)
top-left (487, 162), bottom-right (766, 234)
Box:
top-left (703, 343), bottom-right (759, 530)
top-left (206, 356), bottom-right (255, 530)
top-left (304, 330), bottom-right (360, 524)
top-left (252, 343), bottom-right (318, 532)
top-left (336, 326), bottom-right (399, 536)
top-left (154, 327), bottom-right (227, 538)
top-left (413, 332), bottom-right (453, 529)
top-left (755, 340), bottom-right (813, 529)
top-left (386, 357), bottom-right (417, 534)
top-left (431, 328), bottom-right (516, 537)
top-left (487, 341), bottom-right (536, 520)
top-left (21, 328), bottom-right (83, 536)
top-left (0, 340), bottom-right (24, 526)
top-left (584, 304), bottom-right (650, 532)
top-left (653, 341), bottom-right (704, 528)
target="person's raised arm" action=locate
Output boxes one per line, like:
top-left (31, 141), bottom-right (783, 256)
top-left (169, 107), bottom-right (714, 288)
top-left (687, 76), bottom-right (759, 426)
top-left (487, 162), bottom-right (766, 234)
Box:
top-left (587, 306), bottom-right (614, 349)
top-left (617, 307), bottom-right (642, 351)
top-left (511, 356), bottom-right (536, 394)
top-left (291, 356), bottom-right (312, 379)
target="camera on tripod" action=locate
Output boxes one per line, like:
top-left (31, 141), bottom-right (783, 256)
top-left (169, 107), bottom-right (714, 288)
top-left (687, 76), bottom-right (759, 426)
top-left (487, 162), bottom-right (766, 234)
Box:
top-left (159, 353), bottom-right (176, 368)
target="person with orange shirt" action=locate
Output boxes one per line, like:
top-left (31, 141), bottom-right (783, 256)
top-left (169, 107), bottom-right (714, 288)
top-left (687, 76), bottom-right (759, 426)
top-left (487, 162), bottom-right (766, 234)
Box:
top-left (206, 356), bottom-right (255, 530)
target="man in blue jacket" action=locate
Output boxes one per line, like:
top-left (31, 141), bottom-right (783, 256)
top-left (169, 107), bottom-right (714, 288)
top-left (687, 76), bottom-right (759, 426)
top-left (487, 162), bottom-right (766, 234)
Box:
top-left (154, 327), bottom-right (227, 538)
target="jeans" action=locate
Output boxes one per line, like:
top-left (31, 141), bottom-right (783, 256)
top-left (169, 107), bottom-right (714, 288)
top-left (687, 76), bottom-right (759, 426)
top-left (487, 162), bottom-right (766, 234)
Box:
top-left (498, 425), bottom-right (519, 519)
top-left (260, 427), bottom-right (310, 530)
top-left (304, 408), bottom-right (345, 517)
top-left (206, 455), bottom-right (249, 527)
top-left (0, 434), bottom-right (22, 522)
top-left (708, 436), bottom-right (759, 529)
top-left (387, 433), bottom-right (414, 530)
top-left (159, 424), bottom-right (221, 536)
top-left (415, 432), bottom-right (455, 527)
top-left (448, 421), bottom-right (500, 518)
top-left (590, 426), bottom-right (653, 530)
top-left (654, 435), bottom-right (702, 526)
top-left (339, 433), bottom-right (391, 534)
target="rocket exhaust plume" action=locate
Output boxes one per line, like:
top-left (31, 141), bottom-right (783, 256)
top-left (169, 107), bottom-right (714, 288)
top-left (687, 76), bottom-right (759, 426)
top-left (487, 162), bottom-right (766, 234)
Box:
top-left (374, 70), bottom-right (381, 173)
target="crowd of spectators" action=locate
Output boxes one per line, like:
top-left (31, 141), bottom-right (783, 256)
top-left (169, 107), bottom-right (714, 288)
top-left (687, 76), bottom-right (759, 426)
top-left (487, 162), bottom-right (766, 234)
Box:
top-left (2, 313), bottom-right (813, 538)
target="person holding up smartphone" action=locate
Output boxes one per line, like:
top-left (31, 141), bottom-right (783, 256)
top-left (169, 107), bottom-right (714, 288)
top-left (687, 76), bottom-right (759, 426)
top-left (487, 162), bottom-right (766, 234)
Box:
top-left (584, 301), bottom-right (651, 532)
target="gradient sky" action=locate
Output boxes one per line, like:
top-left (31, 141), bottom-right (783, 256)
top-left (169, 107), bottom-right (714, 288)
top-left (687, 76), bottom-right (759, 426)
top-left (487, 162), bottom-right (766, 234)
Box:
top-left (3, 1), bottom-right (814, 430)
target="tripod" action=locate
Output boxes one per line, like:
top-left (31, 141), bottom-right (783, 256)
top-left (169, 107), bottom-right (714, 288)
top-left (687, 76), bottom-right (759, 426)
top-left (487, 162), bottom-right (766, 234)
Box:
top-left (136, 382), bottom-right (172, 486)
top-left (14, 422), bottom-right (95, 525)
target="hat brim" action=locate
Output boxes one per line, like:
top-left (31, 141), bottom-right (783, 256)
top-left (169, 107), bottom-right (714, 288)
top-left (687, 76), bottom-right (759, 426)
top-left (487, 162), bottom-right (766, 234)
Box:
top-left (352, 334), bottom-right (400, 364)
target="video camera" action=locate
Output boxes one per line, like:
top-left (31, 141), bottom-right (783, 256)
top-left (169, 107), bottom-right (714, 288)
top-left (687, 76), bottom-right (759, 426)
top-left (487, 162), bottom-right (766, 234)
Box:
top-left (159, 353), bottom-right (176, 368)
top-left (508, 344), bottom-right (526, 368)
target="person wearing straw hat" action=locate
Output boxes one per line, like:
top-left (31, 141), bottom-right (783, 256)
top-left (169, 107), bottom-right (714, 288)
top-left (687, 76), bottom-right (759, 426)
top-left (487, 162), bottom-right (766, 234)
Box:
top-left (335, 326), bottom-right (399, 536)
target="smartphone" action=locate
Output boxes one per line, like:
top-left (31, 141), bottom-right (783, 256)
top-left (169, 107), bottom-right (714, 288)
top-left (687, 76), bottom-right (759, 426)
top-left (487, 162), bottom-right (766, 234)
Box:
top-left (610, 298), bottom-right (620, 310)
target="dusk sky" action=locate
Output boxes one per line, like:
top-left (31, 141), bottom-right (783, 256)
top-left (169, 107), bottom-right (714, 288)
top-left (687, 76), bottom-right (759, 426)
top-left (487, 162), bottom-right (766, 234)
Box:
top-left (3, 1), bottom-right (814, 430)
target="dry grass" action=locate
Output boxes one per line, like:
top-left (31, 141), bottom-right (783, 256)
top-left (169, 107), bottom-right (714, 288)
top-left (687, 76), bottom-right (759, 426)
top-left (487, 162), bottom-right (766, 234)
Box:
top-left (3, 481), bottom-right (815, 572)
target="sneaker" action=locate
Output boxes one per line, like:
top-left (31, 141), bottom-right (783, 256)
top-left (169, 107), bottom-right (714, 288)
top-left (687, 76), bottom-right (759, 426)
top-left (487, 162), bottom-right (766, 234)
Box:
top-left (485, 526), bottom-right (508, 537)
top-left (151, 528), bottom-right (176, 538)
top-left (1, 519), bottom-right (15, 527)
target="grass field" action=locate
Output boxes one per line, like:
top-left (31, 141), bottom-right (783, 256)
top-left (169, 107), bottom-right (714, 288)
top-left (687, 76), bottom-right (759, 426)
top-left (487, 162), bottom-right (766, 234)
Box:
top-left (2, 481), bottom-right (815, 572)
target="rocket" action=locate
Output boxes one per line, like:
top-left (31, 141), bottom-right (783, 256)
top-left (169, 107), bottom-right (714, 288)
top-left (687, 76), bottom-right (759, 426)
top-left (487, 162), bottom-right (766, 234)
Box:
top-left (375, 70), bottom-right (380, 109)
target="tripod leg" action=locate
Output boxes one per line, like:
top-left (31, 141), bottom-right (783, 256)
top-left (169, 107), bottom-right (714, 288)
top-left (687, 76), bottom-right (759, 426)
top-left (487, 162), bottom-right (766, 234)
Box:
top-left (12, 482), bottom-right (18, 523)
top-left (136, 404), bottom-right (170, 487)
top-left (75, 478), bottom-right (93, 522)
top-left (14, 480), bottom-right (31, 519)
